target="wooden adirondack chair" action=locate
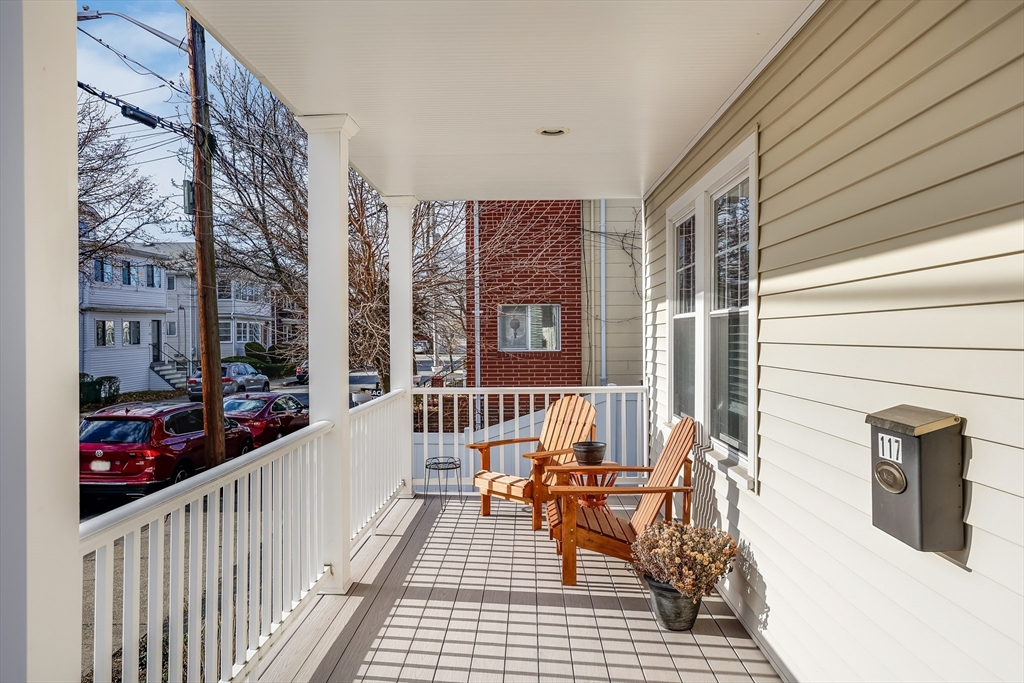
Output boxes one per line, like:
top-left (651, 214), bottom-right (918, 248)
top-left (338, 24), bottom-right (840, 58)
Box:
top-left (545, 417), bottom-right (695, 586)
top-left (470, 395), bottom-right (597, 531)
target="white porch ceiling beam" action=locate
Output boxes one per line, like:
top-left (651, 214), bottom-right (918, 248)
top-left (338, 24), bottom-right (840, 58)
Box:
top-left (0, 1), bottom-right (81, 681)
top-left (299, 113), bottom-right (359, 593)
top-left (384, 195), bottom-right (418, 498)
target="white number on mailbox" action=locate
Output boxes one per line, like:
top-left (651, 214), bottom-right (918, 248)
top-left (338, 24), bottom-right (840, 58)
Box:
top-left (878, 434), bottom-right (902, 463)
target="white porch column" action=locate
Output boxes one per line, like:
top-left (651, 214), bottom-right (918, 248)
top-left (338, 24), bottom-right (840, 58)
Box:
top-left (0, 1), bottom-right (81, 681)
top-left (298, 114), bottom-right (359, 593)
top-left (384, 196), bottom-right (418, 498)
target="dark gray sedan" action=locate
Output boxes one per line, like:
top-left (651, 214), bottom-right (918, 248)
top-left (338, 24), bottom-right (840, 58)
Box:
top-left (187, 362), bottom-right (269, 401)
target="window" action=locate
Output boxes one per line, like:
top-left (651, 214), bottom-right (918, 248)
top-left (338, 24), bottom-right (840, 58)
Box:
top-left (167, 275), bottom-right (176, 291)
top-left (235, 322), bottom-right (263, 343)
top-left (666, 133), bottom-right (757, 471)
top-left (236, 282), bottom-right (262, 302)
top-left (672, 215), bottom-right (696, 419)
top-left (93, 259), bottom-right (112, 283)
top-left (95, 320), bottom-right (115, 346)
top-left (217, 281), bottom-right (233, 299)
top-left (122, 320), bottom-right (141, 345)
top-left (219, 322), bottom-right (231, 342)
top-left (709, 179), bottom-right (750, 453)
top-left (497, 304), bottom-right (560, 351)
top-left (121, 261), bottom-right (132, 285)
top-left (167, 321), bottom-right (177, 337)
top-left (144, 265), bottom-right (161, 288)
top-left (166, 409), bottom-right (203, 435)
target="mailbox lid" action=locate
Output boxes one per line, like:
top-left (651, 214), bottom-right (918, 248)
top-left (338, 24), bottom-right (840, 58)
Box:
top-left (865, 404), bottom-right (960, 437)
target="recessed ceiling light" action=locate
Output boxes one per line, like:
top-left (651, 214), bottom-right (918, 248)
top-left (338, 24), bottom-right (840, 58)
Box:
top-left (536, 127), bottom-right (569, 137)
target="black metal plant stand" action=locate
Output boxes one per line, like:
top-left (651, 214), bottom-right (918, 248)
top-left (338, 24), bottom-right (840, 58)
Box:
top-left (424, 456), bottom-right (463, 511)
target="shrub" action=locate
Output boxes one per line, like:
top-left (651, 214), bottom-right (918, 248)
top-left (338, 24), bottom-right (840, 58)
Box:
top-left (80, 372), bottom-right (94, 382)
top-left (96, 376), bottom-right (121, 405)
top-left (631, 522), bottom-right (738, 602)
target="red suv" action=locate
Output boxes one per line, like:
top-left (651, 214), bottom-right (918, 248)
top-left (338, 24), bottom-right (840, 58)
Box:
top-left (223, 393), bottom-right (309, 448)
top-left (79, 403), bottom-right (254, 498)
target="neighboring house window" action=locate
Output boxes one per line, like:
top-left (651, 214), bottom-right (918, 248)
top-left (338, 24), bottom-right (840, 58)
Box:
top-left (95, 320), bottom-right (114, 346)
top-left (236, 283), bottom-right (262, 302)
top-left (167, 321), bottom-right (177, 336)
top-left (167, 275), bottom-right (176, 291)
top-left (217, 281), bottom-right (233, 299)
top-left (666, 132), bottom-right (757, 469)
top-left (235, 322), bottom-right (263, 343)
top-left (498, 304), bottom-right (560, 351)
top-left (122, 320), bottom-right (141, 345)
top-left (144, 265), bottom-right (161, 288)
top-left (219, 322), bottom-right (231, 342)
top-left (672, 215), bottom-right (696, 419)
top-left (93, 259), bottom-right (112, 282)
top-left (121, 261), bottom-right (132, 285)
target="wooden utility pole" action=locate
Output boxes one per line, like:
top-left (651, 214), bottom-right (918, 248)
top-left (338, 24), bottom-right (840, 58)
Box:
top-left (188, 14), bottom-right (226, 466)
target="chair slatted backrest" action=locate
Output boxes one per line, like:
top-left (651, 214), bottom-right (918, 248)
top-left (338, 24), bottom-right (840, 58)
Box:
top-left (537, 396), bottom-right (597, 486)
top-left (630, 417), bottom-right (695, 533)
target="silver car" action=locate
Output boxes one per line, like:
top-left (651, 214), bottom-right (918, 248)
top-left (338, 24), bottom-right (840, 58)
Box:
top-left (188, 362), bottom-right (270, 402)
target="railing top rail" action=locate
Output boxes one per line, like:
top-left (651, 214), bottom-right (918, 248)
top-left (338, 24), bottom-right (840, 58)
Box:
top-left (350, 387), bottom-right (407, 417)
top-left (79, 420), bottom-right (333, 553)
top-left (411, 385), bottom-right (645, 395)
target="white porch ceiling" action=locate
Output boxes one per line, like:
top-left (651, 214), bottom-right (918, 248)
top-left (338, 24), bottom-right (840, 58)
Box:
top-left (181, 0), bottom-right (814, 200)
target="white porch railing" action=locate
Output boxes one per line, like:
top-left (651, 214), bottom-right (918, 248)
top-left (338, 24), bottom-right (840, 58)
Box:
top-left (412, 386), bottom-right (649, 492)
top-left (349, 388), bottom-right (407, 545)
top-left (79, 421), bottom-right (332, 683)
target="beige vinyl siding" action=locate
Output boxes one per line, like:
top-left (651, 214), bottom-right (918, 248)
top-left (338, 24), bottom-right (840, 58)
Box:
top-left (643, 0), bottom-right (1024, 680)
top-left (581, 199), bottom-right (644, 385)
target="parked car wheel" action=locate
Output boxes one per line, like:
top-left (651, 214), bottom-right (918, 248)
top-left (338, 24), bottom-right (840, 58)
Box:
top-left (262, 382), bottom-right (270, 391)
top-left (172, 464), bottom-right (191, 485)
top-left (240, 441), bottom-right (252, 456)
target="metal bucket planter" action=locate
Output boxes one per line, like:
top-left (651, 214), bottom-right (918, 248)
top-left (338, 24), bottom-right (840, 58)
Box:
top-left (644, 576), bottom-right (701, 631)
top-left (572, 441), bottom-right (606, 466)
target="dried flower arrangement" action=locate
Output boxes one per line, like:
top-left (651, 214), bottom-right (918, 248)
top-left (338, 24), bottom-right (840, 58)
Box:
top-left (631, 522), bottom-right (739, 603)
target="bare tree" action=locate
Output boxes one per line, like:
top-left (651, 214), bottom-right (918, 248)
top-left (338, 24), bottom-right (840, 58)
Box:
top-left (77, 94), bottom-right (173, 271)
top-left (201, 54), bottom-right (467, 391)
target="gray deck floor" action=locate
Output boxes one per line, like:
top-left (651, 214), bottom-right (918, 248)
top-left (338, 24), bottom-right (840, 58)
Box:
top-left (258, 496), bottom-right (781, 683)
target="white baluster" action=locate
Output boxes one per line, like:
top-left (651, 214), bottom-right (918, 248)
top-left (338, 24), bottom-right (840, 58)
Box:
top-left (205, 489), bottom-right (220, 683)
top-left (122, 529), bottom-right (140, 683)
top-left (147, 516), bottom-right (165, 683)
top-left (248, 469), bottom-right (259, 652)
top-left (187, 498), bottom-right (201, 683)
top-left (235, 477), bottom-right (248, 666)
top-left (93, 541), bottom-right (114, 683)
top-left (221, 484), bottom-right (234, 678)
top-left (168, 507), bottom-right (185, 683)
top-left (261, 465), bottom-right (272, 637)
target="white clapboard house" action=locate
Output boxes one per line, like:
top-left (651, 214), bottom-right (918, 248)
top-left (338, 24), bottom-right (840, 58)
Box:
top-left (80, 242), bottom-right (275, 392)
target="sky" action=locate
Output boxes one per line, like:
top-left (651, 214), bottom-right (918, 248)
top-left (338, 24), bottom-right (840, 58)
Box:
top-left (76, 0), bottom-right (226, 241)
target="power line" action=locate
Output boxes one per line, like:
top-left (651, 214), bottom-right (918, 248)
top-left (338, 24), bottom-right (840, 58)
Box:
top-left (77, 81), bottom-right (193, 138)
top-left (77, 26), bottom-right (190, 98)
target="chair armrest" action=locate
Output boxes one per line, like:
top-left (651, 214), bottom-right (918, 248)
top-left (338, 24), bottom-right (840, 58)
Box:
top-left (549, 485), bottom-right (692, 495)
top-left (466, 437), bottom-right (540, 450)
top-left (522, 448), bottom-right (575, 460)
top-left (545, 464), bottom-right (655, 474)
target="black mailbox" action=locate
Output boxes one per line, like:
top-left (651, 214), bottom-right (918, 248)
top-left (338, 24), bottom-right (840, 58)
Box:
top-left (865, 404), bottom-right (964, 552)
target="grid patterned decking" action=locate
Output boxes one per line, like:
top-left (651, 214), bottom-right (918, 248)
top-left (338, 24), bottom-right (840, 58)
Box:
top-left (258, 496), bottom-right (781, 683)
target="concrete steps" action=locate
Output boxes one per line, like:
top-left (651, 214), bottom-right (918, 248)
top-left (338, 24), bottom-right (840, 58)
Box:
top-left (151, 361), bottom-right (188, 389)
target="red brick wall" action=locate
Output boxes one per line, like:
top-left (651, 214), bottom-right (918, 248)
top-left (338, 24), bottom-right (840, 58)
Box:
top-left (465, 200), bottom-right (582, 387)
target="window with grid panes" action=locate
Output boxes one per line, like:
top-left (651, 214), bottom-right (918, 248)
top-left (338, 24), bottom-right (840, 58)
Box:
top-left (708, 179), bottom-right (749, 454)
top-left (672, 215), bottom-right (696, 419)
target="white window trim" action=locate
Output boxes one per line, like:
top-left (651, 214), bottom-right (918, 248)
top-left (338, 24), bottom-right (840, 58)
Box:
top-left (665, 131), bottom-right (759, 490)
